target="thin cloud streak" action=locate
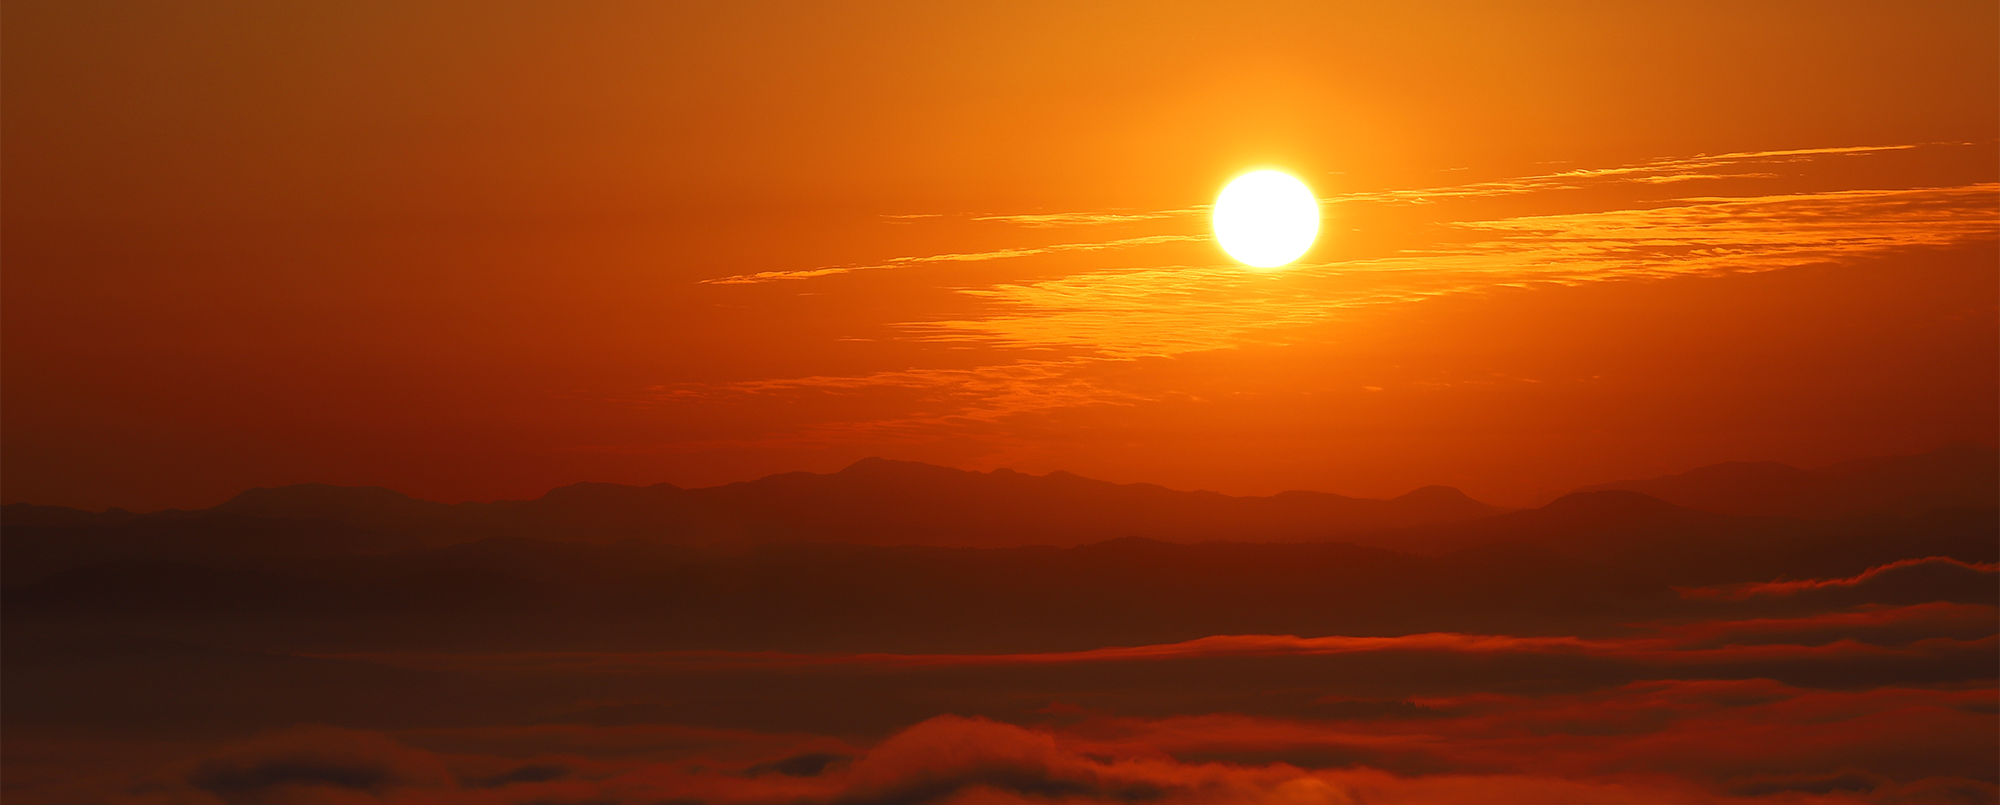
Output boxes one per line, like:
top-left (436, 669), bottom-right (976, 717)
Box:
top-left (1323, 144), bottom-right (1919, 206)
top-left (311, 605), bottom-right (1998, 674)
top-left (1680, 556), bottom-right (2000, 601)
top-left (699, 145), bottom-right (1928, 286)
top-left (641, 145), bottom-right (1994, 453)
top-left (973, 210), bottom-right (1197, 227)
top-left (918, 183), bottom-right (2000, 359)
top-left (701, 234), bottom-right (1205, 285)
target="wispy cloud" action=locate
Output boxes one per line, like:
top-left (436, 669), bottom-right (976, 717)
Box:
top-left (1325, 144), bottom-right (1919, 205)
top-left (916, 183), bottom-right (1999, 359)
top-left (700, 144), bottom-right (1935, 288)
top-left (701, 234), bottom-right (1205, 285)
top-left (151, 700), bottom-right (2000, 805)
top-left (650, 145), bottom-right (1996, 450)
top-left (316, 601), bottom-right (1996, 674)
top-left (971, 209), bottom-right (1197, 227)
top-left (1679, 556), bottom-right (1999, 602)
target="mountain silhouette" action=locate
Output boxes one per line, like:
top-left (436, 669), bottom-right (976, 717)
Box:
top-left (30, 458), bottom-right (1506, 552)
top-left (1370, 488), bottom-right (1995, 585)
top-left (10, 447), bottom-right (1994, 591)
top-left (9, 495), bottom-right (1993, 655)
top-left (1573, 442), bottom-right (1998, 518)
top-left (689, 458), bottom-right (1505, 546)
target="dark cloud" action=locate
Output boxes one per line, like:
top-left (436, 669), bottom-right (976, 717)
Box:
top-left (1727, 768), bottom-right (1892, 797)
top-left (744, 753), bottom-right (848, 778)
top-left (1683, 557), bottom-right (1999, 610)
top-left (464, 764), bottom-right (572, 788)
top-left (144, 708), bottom-right (1996, 805)
top-left (185, 725), bottom-right (454, 803)
top-left (831, 717), bottom-right (1165, 805)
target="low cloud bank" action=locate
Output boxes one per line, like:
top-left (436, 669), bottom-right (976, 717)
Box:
top-left (76, 685), bottom-right (1995, 805)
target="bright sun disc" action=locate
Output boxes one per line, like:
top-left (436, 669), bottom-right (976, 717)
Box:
top-left (1212, 170), bottom-right (1320, 268)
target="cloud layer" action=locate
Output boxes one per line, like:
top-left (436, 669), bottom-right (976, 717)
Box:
top-left (642, 143), bottom-right (2000, 460)
top-left (11, 555), bottom-right (1993, 805)
top-left (111, 697), bottom-right (1999, 805)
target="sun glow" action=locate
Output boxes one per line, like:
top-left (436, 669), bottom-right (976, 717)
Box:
top-left (1212, 170), bottom-right (1320, 268)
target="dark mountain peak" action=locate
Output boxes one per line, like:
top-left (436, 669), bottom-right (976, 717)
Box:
top-left (1371, 489), bottom-right (1729, 560)
top-left (839, 457), bottom-right (962, 477)
top-left (824, 458), bottom-right (1007, 494)
top-left (825, 459), bottom-right (1135, 497)
top-left (1576, 443), bottom-right (1999, 518)
top-left (1272, 489), bottom-right (1349, 502)
top-left (1039, 469), bottom-right (1140, 494)
top-left (1392, 485), bottom-right (1480, 506)
top-left (1538, 489), bottom-right (1688, 518)
top-left (1376, 486), bottom-right (1511, 526)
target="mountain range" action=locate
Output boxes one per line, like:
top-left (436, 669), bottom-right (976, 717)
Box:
top-left (3, 444), bottom-right (1991, 587)
top-left (1576, 441), bottom-right (1996, 517)
top-left (4, 443), bottom-right (1994, 755)
top-left (2, 443), bottom-right (1993, 653)
top-left (6, 456), bottom-right (1512, 556)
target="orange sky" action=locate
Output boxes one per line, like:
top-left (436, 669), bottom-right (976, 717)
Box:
top-left (5, 1), bottom-right (1996, 510)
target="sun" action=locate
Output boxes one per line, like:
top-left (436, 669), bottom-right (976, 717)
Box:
top-left (1212, 170), bottom-right (1320, 268)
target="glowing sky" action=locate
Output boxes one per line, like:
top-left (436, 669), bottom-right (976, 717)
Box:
top-left (4, 1), bottom-right (1995, 509)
